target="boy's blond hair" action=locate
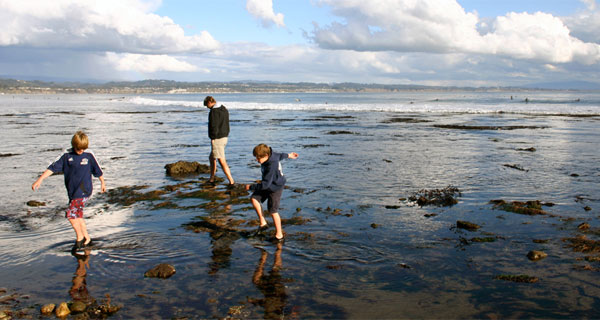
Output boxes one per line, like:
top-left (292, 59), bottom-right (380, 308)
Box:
top-left (253, 143), bottom-right (271, 158)
top-left (71, 131), bottom-right (89, 151)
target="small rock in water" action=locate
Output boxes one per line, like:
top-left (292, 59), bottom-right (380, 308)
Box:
top-left (164, 161), bottom-right (209, 176)
top-left (144, 263), bottom-right (176, 278)
top-left (578, 222), bottom-right (590, 230)
top-left (40, 303), bottom-right (55, 314)
top-left (527, 250), bottom-right (548, 261)
top-left (70, 300), bottom-right (87, 313)
top-left (26, 200), bottom-right (46, 207)
top-left (55, 302), bottom-right (70, 317)
top-left (456, 220), bottom-right (480, 231)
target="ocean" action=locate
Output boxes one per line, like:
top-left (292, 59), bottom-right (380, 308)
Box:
top-left (1, 91), bottom-right (599, 318)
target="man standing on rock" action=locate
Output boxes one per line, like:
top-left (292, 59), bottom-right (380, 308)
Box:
top-left (204, 96), bottom-right (235, 185)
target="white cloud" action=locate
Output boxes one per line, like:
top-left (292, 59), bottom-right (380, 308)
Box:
top-left (246, 0), bottom-right (285, 28)
top-left (0, 0), bottom-right (219, 54)
top-left (312, 0), bottom-right (600, 65)
top-left (563, 3), bottom-right (600, 43)
top-left (105, 53), bottom-right (198, 73)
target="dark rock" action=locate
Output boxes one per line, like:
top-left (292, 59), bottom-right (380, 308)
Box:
top-left (434, 124), bottom-right (546, 130)
top-left (26, 200), bottom-right (46, 207)
top-left (457, 220), bottom-right (480, 231)
top-left (326, 130), bottom-right (355, 135)
top-left (516, 147), bottom-right (536, 152)
top-left (584, 206), bottom-right (592, 211)
top-left (144, 263), bottom-right (176, 278)
top-left (382, 117), bottom-right (430, 123)
top-left (164, 161), bottom-right (209, 176)
top-left (370, 223), bottom-right (379, 229)
top-left (494, 274), bottom-right (539, 283)
top-left (527, 250), bottom-right (548, 261)
top-left (503, 164), bottom-right (528, 172)
top-left (409, 186), bottom-right (461, 207)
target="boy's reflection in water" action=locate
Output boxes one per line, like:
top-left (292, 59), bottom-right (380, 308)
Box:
top-left (70, 249), bottom-right (93, 304)
top-left (251, 242), bottom-right (288, 319)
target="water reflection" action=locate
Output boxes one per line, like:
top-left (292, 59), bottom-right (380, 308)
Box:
top-left (208, 232), bottom-right (239, 275)
top-left (250, 243), bottom-right (288, 319)
top-left (70, 249), bottom-right (93, 305)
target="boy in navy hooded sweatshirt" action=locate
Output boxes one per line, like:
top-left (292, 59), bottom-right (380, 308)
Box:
top-left (245, 144), bottom-right (298, 242)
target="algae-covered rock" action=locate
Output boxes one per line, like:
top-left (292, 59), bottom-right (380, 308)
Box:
top-left (144, 263), bottom-right (176, 278)
top-left (491, 200), bottom-right (549, 215)
top-left (457, 220), bottom-right (480, 231)
top-left (409, 186), bottom-right (461, 207)
top-left (165, 161), bottom-right (209, 176)
top-left (527, 250), bottom-right (548, 261)
top-left (70, 300), bottom-right (87, 313)
top-left (494, 274), bottom-right (539, 283)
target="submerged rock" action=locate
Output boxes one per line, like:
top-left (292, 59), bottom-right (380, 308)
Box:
top-left (70, 300), bottom-right (86, 313)
top-left (527, 250), bottom-right (548, 261)
top-left (494, 274), bottom-right (539, 283)
top-left (491, 200), bottom-right (549, 215)
top-left (457, 220), bottom-right (480, 231)
top-left (164, 161), bottom-right (209, 176)
top-left (144, 263), bottom-right (176, 279)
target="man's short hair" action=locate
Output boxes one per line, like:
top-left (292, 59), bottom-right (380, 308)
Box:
top-left (204, 96), bottom-right (216, 107)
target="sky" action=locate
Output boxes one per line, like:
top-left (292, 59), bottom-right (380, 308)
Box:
top-left (1, 0), bottom-right (600, 87)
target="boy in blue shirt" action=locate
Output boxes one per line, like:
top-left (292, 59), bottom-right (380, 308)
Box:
top-left (32, 131), bottom-right (106, 251)
top-left (245, 144), bottom-right (298, 242)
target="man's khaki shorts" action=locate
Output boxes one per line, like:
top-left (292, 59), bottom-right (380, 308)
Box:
top-left (211, 137), bottom-right (228, 159)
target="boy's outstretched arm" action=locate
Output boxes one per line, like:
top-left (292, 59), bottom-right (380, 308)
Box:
top-left (99, 175), bottom-right (106, 193)
top-left (288, 152), bottom-right (299, 159)
top-left (32, 169), bottom-right (54, 191)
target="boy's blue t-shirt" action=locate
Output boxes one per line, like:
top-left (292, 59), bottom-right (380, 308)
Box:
top-left (47, 148), bottom-right (103, 200)
top-left (250, 150), bottom-right (289, 193)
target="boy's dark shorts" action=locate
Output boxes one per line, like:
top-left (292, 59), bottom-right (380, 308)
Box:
top-left (251, 188), bottom-right (283, 214)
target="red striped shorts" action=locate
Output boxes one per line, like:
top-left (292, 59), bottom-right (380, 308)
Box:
top-left (66, 197), bottom-right (88, 220)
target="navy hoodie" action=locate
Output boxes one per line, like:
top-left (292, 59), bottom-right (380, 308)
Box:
top-left (48, 148), bottom-right (103, 200)
top-left (250, 149), bottom-right (289, 193)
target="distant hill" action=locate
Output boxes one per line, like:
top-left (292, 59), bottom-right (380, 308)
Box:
top-left (522, 80), bottom-right (600, 91)
top-left (1, 77), bottom-right (598, 94)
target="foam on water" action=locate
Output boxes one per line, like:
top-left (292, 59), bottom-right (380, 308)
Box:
top-left (127, 92), bottom-right (600, 115)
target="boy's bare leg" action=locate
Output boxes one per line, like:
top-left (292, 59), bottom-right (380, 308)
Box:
top-left (69, 218), bottom-right (84, 241)
top-left (251, 198), bottom-right (267, 227)
top-left (217, 158), bottom-right (234, 184)
top-left (208, 155), bottom-right (217, 182)
top-left (271, 212), bottom-right (283, 239)
top-left (79, 219), bottom-right (91, 244)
